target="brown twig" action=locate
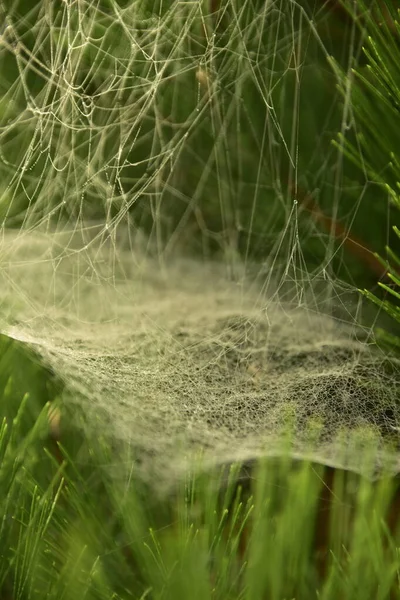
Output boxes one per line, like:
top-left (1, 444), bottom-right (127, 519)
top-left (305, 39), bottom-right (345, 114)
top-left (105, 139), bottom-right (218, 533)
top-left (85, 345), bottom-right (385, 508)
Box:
top-left (296, 185), bottom-right (390, 281)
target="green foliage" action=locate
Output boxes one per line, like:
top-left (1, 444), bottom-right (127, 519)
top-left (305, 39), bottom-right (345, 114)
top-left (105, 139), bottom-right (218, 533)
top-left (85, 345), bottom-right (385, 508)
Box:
top-left (2, 2), bottom-right (400, 597)
top-left (1, 338), bottom-right (400, 599)
top-left (331, 0), bottom-right (400, 350)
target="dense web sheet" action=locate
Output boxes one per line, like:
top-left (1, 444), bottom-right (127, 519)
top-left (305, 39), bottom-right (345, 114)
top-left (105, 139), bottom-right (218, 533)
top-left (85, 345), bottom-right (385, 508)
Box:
top-left (1, 227), bottom-right (399, 486)
top-left (0, 0), bottom-right (399, 487)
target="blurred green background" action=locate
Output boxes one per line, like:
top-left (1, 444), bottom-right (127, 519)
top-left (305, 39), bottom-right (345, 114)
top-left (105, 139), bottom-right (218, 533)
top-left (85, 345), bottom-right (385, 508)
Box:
top-left (0, 0), bottom-right (398, 298)
top-left (1, 3), bottom-right (400, 598)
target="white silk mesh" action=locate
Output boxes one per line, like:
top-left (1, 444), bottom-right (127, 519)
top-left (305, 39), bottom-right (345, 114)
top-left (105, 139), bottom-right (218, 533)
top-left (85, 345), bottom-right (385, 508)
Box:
top-left (0, 0), bottom-right (399, 489)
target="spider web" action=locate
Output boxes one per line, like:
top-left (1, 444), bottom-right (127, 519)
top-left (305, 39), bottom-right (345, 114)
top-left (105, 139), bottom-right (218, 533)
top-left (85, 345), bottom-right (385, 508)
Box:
top-left (0, 0), bottom-right (399, 488)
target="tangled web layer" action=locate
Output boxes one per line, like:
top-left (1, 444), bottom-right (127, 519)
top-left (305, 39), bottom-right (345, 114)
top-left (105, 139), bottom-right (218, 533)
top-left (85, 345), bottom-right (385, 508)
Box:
top-left (1, 227), bottom-right (399, 488)
top-left (0, 0), bottom-right (399, 489)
